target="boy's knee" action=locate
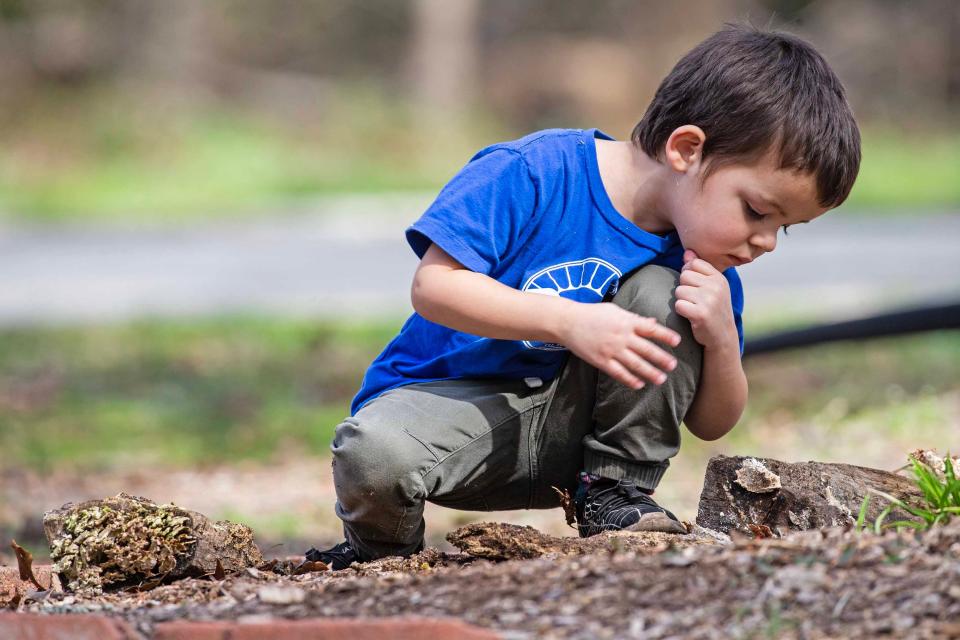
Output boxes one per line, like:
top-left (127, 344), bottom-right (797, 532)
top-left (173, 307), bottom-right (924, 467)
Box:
top-left (331, 416), bottom-right (426, 507)
top-left (613, 265), bottom-right (683, 329)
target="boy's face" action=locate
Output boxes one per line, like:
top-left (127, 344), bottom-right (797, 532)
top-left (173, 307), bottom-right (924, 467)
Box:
top-left (668, 151), bottom-right (829, 272)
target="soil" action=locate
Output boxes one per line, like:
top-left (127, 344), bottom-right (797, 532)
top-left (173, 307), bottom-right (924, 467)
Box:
top-left (8, 520), bottom-right (960, 639)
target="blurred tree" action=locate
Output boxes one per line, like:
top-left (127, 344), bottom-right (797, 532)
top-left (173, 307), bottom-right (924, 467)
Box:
top-left (947, 1), bottom-right (960, 109)
top-left (408, 0), bottom-right (481, 129)
top-left (0, 1), bottom-right (957, 138)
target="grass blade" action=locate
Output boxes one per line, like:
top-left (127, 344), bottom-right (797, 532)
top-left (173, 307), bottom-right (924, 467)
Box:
top-left (855, 495), bottom-right (871, 533)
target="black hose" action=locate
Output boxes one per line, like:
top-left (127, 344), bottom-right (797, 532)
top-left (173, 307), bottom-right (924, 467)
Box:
top-left (742, 302), bottom-right (960, 357)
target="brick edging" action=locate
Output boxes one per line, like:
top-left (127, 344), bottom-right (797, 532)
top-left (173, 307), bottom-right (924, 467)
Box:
top-left (0, 612), bottom-right (501, 639)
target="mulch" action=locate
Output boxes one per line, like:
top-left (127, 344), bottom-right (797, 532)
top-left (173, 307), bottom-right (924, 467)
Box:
top-left (6, 520), bottom-right (960, 639)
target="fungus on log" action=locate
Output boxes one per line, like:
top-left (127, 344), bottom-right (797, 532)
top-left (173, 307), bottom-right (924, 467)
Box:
top-left (696, 455), bottom-right (924, 536)
top-left (43, 492), bottom-right (262, 593)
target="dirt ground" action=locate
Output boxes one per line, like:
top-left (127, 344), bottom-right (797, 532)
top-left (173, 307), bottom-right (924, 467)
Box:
top-left (3, 448), bottom-right (959, 637)
top-left (9, 520), bottom-right (960, 639)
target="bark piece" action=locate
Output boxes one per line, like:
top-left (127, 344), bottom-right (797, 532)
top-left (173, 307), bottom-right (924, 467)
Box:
top-left (696, 455), bottom-right (924, 535)
top-left (446, 522), bottom-right (722, 561)
top-left (43, 492), bottom-right (262, 593)
top-left (735, 458), bottom-right (781, 493)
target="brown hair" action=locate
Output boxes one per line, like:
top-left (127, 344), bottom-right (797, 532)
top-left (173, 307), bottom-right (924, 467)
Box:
top-left (632, 24), bottom-right (861, 208)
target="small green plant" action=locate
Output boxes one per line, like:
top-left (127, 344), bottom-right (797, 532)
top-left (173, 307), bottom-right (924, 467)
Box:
top-left (870, 454), bottom-right (960, 533)
top-left (854, 494), bottom-right (871, 533)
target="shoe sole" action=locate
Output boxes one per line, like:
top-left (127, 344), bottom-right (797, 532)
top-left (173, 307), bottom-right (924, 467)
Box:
top-left (623, 512), bottom-right (687, 534)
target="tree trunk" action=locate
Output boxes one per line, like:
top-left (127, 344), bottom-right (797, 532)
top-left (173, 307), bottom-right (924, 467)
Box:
top-left (408, 0), bottom-right (481, 128)
top-left (696, 455), bottom-right (924, 535)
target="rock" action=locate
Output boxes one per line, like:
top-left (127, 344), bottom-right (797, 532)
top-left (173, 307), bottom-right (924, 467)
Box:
top-left (696, 455), bottom-right (924, 536)
top-left (43, 493), bottom-right (262, 593)
top-left (256, 585), bottom-right (307, 604)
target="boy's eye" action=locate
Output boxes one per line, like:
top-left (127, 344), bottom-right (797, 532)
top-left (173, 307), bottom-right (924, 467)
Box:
top-left (742, 201), bottom-right (764, 220)
top-left (781, 224), bottom-right (791, 236)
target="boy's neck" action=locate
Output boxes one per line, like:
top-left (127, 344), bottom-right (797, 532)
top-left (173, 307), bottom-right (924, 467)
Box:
top-left (595, 139), bottom-right (675, 235)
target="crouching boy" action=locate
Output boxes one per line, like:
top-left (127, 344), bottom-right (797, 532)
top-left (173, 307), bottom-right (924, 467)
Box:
top-left (307, 24), bottom-right (861, 569)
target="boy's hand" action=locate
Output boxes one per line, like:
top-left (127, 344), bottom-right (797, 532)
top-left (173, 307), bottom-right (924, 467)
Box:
top-left (560, 302), bottom-right (681, 390)
top-left (674, 249), bottom-right (738, 351)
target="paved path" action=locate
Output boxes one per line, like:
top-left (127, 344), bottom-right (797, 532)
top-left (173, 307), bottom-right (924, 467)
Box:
top-left (2, 195), bottom-right (958, 325)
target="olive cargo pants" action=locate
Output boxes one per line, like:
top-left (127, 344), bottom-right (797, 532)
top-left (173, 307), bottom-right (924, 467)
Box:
top-left (331, 265), bottom-right (703, 560)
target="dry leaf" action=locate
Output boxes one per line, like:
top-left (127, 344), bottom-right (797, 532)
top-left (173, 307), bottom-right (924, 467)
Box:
top-left (293, 560), bottom-right (328, 576)
top-left (214, 559), bottom-right (226, 580)
top-left (257, 559), bottom-right (279, 572)
top-left (10, 540), bottom-right (45, 590)
top-left (552, 486), bottom-right (577, 528)
top-left (747, 524), bottom-right (775, 539)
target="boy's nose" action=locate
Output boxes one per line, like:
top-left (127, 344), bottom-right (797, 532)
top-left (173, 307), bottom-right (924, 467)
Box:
top-left (749, 229), bottom-right (777, 254)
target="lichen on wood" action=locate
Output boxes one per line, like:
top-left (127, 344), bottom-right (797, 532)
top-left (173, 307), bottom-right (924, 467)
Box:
top-left (43, 493), bottom-right (262, 593)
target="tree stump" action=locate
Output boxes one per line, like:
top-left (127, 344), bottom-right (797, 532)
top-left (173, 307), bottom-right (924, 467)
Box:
top-left (696, 455), bottom-right (923, 535)
top-left (43, 493), bottom-right (262, 592)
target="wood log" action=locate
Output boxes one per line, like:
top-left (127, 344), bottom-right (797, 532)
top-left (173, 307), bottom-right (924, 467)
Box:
top-left (42, 492), bottom-right (262, 593)
top-left (695, 455), bottom-right (924, 535)
top-left (446, 522), bottom-right (725, 561)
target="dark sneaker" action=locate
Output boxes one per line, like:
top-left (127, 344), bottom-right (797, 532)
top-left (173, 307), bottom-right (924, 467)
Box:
top-left (574, 473), bottom-right (686, 537)
top-left (301, 539), bottom-right (425, 571)
top-left (303, 541), bottom-right (360, 571)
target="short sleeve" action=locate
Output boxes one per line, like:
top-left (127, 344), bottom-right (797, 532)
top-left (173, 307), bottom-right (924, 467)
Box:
top-left (722, 267), bottom-right (746, 355)
top-left (406, 148), bottom-right (537, 275)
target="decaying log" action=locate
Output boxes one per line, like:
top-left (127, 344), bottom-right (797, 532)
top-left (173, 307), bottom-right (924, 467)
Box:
top-left (43, 492), bottom-right (262, 593)
top-left (447, 522), bottom-right (725, 561)
top-left (696, 455), bottom-right (924, 535)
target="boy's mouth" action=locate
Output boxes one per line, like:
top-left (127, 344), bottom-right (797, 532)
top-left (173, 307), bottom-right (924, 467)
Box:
top-left (727, 254), bottom-right (752, 267)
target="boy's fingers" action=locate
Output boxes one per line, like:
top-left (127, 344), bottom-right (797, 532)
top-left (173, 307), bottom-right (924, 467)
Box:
top-left (684, 258), bottom-right (718, 276)
top-left (674, 299), bottom-right (698, 321)
top-left (679, 269), bottom-right (707, 286)
top-left (619, 349), bottom-right (668, 385)
top-left (634, 316), bottom-right (681, 346)
top-left (605, 359), bottom-right (645, 390)
top-left (629, 337), bottom-right (677, 372)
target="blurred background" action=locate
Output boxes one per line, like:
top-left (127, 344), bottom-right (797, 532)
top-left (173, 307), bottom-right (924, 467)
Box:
top-left (1, 0), bottom-right (958, 559)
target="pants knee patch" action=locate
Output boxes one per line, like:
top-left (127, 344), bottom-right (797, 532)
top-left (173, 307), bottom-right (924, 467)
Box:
top-left (331, 417), bottom-right (427, 507)
top-left (613, 265), bottom-right (682, 323)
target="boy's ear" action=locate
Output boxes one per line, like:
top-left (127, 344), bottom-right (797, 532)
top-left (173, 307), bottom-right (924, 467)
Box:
top-left (664, 125), bottom-right (706, 173)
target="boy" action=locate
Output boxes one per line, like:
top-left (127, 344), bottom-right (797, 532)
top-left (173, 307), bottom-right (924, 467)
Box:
top-left (306, 24), bottom-right (861, 569)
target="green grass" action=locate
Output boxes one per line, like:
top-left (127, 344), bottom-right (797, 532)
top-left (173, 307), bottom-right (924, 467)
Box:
top-left (0, 84), bottom-right (500, 223)
top-left (871, 455), bottom-right (960, 532)
top-left (0, 317), bottom-right (401, 471)
top-left (0, 84), bottom-right (955, 221)
top-left (843, 128), bottom-right (960, 212)
top-left (0, 317), bottom-right (957, 476)
top-left (738, 330), bottom-right (960, 429)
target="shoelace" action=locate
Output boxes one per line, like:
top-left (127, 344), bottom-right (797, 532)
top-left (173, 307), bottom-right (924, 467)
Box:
top-left (589, 481), bottom-right (662, 515)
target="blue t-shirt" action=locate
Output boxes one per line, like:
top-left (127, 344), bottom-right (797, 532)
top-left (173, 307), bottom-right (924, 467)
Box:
top-left (351, 128), bottom-right (744, 414)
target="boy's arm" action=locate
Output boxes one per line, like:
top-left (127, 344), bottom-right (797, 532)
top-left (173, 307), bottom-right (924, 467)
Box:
top-left (683, 341), bottom-right (747, 441)
top-left (674, 250), bottom-right (748, 441)
top-left (412, 243), bottom-right (682, 390)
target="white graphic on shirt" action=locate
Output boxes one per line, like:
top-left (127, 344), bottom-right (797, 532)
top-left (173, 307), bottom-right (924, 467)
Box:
top-left (520, 257), bottom-right (622, 351)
